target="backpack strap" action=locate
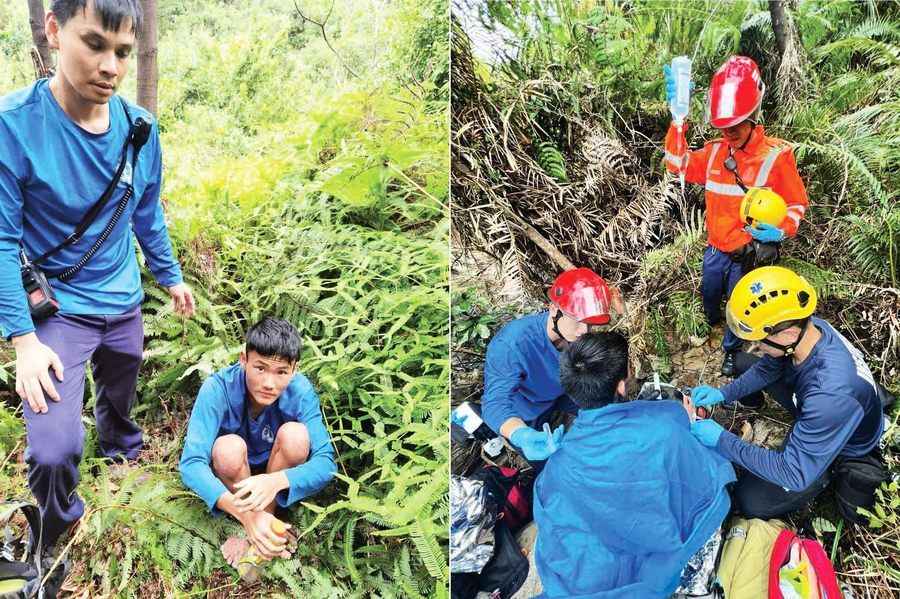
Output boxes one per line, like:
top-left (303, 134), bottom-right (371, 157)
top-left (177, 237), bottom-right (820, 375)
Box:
top-left (0, 501), bottom-right (43, 596)
top-left (799, 539), bottom-right (842, 599)
top-left (31, 98), bottom-right (152, 275)
top-left (768, 529), bottom-right (797, 599)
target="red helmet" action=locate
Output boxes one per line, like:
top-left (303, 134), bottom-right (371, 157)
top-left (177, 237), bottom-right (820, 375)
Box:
top-left (707, 56), bottom-right (765, 129)
top-left (547, 268), bottom-right (612, 325)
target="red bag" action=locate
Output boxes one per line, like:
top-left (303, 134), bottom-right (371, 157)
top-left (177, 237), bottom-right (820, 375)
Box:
top-left (768, 529), bottom-right (842, 599)
top-left (470, 466), bottom-right (532, 533)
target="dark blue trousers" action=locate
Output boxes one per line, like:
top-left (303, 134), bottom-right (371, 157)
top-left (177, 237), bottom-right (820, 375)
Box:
top-left (701, 246), bottom-right (747, 352)
top-left (729, 352), bottom-right (831, 518)
top-left (24, 308), bottom-right (144, 549)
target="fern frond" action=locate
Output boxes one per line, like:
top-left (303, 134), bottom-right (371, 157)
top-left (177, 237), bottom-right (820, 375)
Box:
top-left (409, 519), bottom-right (447, 582)
top-left (536, 141), bottom-right (568, 182)
top-left (344, 518), bottom-right (361, 583)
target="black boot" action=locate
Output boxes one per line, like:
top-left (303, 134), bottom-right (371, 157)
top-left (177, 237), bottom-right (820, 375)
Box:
top-left (721, 351), bottom-right (737, 377)
top-left (39, 550), bottom-right (69, 599)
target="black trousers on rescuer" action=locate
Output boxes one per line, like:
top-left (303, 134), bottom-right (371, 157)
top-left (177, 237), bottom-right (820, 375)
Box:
top-left (728, 352), bottom-right (886, 521)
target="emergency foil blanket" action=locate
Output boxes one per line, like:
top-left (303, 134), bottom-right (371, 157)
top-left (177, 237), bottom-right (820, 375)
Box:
top-left (674, 527), bottom-right (722, 597)
top-left (450, 475), bottom-right (499, 573)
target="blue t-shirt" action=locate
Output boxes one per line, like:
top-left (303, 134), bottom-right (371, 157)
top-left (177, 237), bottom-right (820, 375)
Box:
top-left (0, 80), bottom-right (182, 338)
top-left (481, 312), bottom-right (568, 433)
top-left (717, 317), bottom-right (883, 491)
top-left (179, 363), bottom-right (337, 512)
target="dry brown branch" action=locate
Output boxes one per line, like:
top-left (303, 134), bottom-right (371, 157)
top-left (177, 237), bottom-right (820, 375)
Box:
top-left (292, 0), bottom-right (360, 79)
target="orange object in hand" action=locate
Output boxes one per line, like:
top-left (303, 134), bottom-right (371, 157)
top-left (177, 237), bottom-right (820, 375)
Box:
top-left (238, 517), bottom-right (289, 580)
top-left (270, 518), bottom-right (287, 536)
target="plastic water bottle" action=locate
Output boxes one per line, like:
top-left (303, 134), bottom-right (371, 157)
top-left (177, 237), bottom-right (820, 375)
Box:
top-left (669, 55), bottom-right (692, 126)
top-left (669, 56), bottom-right (692, 191)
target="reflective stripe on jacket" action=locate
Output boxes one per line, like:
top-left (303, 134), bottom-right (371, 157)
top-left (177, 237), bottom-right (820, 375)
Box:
top-left (664, 123), bottom-right (809, 252)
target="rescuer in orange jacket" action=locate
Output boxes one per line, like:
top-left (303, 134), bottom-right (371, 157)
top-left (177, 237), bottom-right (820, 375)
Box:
top-left (663, 56), bottom-right (809, 376)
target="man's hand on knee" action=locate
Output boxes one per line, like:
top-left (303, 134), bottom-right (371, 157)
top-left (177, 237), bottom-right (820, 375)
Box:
top-left (13, 333), bottom-right (64, 414)
top-left (234, 471), bottom-right (290, 513)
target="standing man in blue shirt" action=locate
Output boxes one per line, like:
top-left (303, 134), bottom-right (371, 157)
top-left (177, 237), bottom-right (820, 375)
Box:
top-left (481, 268), bottom-right (620, 464)
top-left (0, 0), bottom-right (194, 553)
top-left (689, 267), bottom-right (887, 521)
top-left (180, 317), bottom-right (336, 564)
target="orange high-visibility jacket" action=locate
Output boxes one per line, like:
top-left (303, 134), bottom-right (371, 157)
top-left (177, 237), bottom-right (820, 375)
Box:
top-left (664, 123), bottom-right (809, 252)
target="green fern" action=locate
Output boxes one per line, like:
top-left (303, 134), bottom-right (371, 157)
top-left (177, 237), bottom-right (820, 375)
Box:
top-left (536, 140), bottom-right (568, 182)
top-left (393, 545), bottom-right (425, 599)
top-left (649, 307), bottom-right (672, 376)
top-left (845, 206), bottom-right (900, 287)
top-left (409, 518), bottom-right (448, 583)
top-left (344, 518), bottom-right (361, 583)
top-left (667, 291), bottom-right (709, 340)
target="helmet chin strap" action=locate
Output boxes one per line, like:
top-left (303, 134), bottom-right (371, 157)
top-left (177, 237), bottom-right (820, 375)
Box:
top-left (551, 309), bottom-right (568, 344)
top-left (759, 318), bottom-right (809, 356)
top-left (739, 123), bottom-right (756, 151)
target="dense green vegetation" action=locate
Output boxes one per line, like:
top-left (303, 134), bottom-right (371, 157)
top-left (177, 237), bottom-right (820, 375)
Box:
top-left (452, 0), bottom-right (898, 596)
top-left (0, 0), bottom-right (448, 596)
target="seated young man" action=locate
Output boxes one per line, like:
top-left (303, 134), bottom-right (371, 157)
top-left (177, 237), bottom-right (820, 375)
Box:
top-left (179, 317), bottom-right (336, 563)
top-left (532, 333), bottom-right (736, 599)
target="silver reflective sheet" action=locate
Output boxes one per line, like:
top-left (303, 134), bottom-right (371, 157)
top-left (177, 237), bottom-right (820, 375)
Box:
top-left (674, 527), bottom-right (723, 596)
top-left (450, 475), bottom-right (498, 573)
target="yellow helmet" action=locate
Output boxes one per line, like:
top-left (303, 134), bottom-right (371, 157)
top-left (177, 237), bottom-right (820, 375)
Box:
top-left (740, 187), bottom-right (787, 227)
top-left (725, 266), bottom-right (817, 341)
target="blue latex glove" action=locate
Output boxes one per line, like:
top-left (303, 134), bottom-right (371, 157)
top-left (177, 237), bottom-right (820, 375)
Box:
top-left (745, 222), bottom-right (785, 243)
top-left (691, 385), bottom-right (726, 407)
top-left (510, 424), bottom-right (565, 461)
top-left (691, 419), bottom-right (724, 448)
top-left (663, 64), bottom-right (676, 103)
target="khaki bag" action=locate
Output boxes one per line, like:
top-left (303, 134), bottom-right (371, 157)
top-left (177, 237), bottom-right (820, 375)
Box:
top-left (717, 517), bottom-right (786, 599)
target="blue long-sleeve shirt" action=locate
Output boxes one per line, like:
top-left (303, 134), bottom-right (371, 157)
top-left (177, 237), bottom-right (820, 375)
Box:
top-left (481, 312), bottom-right (568, 433)
top-left (0, 80), bottom-right (182, 339)
top-left (179, 363), bottom-right (337, 512)
top-left (716, 317), bottom-right (883, 491)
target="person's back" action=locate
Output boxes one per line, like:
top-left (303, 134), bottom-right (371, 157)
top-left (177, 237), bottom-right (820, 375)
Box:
top-left (532, 333), bottom-right (735, 598)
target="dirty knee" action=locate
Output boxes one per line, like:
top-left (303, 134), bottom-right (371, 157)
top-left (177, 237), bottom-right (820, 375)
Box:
top-left (274, 421), bottom-right (310, 465)
top-left (211, 434), bottom-right (248, 479)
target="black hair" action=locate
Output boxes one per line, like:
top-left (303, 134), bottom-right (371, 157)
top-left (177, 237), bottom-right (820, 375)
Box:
top-left (559, 332), bottom-right (629, 409)
top-left (51, 0), bottom-right (143, 32)
top-left (245, 317), bottom-right (302, 364)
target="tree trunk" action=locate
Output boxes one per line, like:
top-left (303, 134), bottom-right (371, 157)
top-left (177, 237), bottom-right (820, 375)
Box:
top-left (768, 0), bottom-right (789, 57)
top-left (136, 0), bottom-right (158, 116)
top-left (27, 0), bottom-right (51, 78)
top-left (768, 0), bottom-right (807, 110)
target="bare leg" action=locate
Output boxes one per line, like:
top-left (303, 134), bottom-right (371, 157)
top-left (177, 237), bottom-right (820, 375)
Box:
top-left (263, 422), bottom-right (310, 514)
top-left (211, 434), bottom-right (252, 567)
top-left (211, 434), bottom-right (251, 492)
